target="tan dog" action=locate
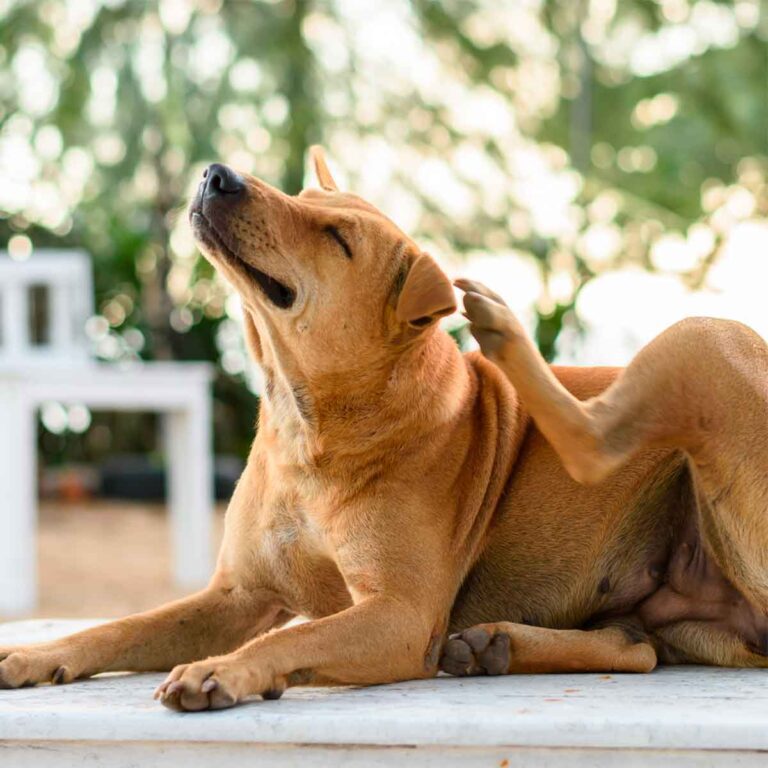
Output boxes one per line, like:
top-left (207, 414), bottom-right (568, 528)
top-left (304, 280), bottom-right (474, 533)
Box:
top-left (2, 149), bottom-right (768, 710)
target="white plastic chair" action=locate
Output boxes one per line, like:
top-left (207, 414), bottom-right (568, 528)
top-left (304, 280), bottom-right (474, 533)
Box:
top-left (0, 250), bottom-right (214, 616)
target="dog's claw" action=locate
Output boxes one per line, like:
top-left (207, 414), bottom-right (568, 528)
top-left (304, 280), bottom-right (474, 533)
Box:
top-left (51, 666), bottom-right (69, 685)
top-left (153, 681), bottom-right (169, 699)
top-left (156, 678), bottom-right (190, 711)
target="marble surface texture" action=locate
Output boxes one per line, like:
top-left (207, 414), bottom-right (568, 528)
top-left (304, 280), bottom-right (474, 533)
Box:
top-left (0, 618), bottom-right (765, 765)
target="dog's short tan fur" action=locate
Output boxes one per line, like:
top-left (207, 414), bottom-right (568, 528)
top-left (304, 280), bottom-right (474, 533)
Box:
top-left (3, 150), bottom-right (768, 710)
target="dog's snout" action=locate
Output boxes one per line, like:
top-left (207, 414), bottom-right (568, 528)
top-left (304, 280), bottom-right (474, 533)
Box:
top-left (203, 163), bottom-right (245, 198)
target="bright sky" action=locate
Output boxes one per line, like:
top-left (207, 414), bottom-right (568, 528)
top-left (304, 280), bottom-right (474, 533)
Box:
top-left (447, 218), bottom-right (768, 366)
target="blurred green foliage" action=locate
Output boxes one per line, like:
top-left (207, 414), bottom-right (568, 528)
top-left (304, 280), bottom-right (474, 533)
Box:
top-left (0, 0), bottom-right (765, 461)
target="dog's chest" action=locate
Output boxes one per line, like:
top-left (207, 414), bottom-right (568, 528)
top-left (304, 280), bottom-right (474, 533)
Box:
top-left (259, 490), bottom-right (352, 619)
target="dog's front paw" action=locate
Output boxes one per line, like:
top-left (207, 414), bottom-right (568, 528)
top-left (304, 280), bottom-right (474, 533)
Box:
top-left (155, 656), bottom-right (285, 712)
top-left (454, 279), bottom-right (525, 359)
top-left (439, 625), bottom-right (511, 677)
top-left (0, 645), bottom-right (79, 689)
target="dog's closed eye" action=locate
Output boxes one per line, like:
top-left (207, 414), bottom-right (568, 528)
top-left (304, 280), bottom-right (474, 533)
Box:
top-left (325, 226), bottom-right (353, 260)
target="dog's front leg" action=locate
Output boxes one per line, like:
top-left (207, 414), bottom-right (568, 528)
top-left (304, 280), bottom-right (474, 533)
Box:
top-left (155, 485), bottom-right (455, 712)
top-left (0, 579), bottom-right (289, 689)
top-left (156, 592), bottom-right (442, 711)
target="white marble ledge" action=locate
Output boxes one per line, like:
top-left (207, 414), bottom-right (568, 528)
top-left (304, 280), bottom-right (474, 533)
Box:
top-left (0, 619), bottom-right (766, 756)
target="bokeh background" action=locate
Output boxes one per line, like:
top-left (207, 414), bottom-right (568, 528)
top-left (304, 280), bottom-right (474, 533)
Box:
top-left (1, 0), bottom-right (766, 616)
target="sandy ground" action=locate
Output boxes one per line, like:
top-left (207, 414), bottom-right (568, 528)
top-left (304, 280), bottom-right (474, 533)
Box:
top-left (17, 500), bottom-right (228, 621)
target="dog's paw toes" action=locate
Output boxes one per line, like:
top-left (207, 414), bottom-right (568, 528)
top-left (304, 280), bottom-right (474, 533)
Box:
top-left (440, 636), bottom-right (476, 676)
top-left (459, 289), bottom-right (525, 357)
top-left (440, 625), bottom-right (511, 677)
top-left (0, 648), bottom-right (67, 689)
top-left (454, 279), bottom-right (508, 308)
top-left (156, 660), bottom-right (281, 712)
top-left (0, 652), bottom-right (33, 689)
top-left (462, 291), bottom-right (510, 330)
top-left (155, 665), bottom-right (222, 712)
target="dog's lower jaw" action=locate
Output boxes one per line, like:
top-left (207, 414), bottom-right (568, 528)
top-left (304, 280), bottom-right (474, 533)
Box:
top-left (190, 211), bottom-right (297, 309)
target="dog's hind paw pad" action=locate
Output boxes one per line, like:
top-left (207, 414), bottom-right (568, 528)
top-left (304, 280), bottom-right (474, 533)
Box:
top-left (440, 626), bottom-right (511, 677)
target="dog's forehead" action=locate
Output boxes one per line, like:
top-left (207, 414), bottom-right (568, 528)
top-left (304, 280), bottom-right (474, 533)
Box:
top-left (297, 189), bottom-right (383, 217)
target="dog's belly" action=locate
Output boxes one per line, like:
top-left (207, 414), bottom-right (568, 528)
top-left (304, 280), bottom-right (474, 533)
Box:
top-left (450, 423), bottom-right (768, 660)
top-left (636, 503), bottom-right (768, 658)
top-left (449, 424), bottom-right (688, 632)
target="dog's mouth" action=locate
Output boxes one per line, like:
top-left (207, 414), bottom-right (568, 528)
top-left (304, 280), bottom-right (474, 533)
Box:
top-left (190, 211), bottom-right (297, 310)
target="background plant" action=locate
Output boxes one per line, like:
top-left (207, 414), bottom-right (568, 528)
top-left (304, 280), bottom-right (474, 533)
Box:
top-left (1, 0), bottom-right (765, 463)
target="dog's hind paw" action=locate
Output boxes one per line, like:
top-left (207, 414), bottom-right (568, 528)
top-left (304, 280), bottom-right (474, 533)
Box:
top-left (454, 279), bottom-right (526, 358)
top-left (439, 625), bottom-right (511, 677)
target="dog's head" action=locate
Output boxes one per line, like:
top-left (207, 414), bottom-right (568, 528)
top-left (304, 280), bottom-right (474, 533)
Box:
top-left (189, 148), bottom-right (456, 377)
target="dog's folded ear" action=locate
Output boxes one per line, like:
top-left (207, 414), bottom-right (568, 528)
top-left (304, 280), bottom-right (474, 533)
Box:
top-left (396, 253), bottom-right (457, 328)
top-left (309, 145), bottom-right (338, 192)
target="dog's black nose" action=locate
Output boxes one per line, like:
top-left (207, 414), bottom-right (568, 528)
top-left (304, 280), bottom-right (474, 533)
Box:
top-left (203, 163), bottom-right (245, 198)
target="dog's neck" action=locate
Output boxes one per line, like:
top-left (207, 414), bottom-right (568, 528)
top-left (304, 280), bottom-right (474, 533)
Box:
top-left (253, 328), bottom-right (470, 475)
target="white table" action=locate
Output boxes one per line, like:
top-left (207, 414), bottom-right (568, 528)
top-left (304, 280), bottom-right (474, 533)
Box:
top-left (0, 363), bottom-right (214, 616)
top-left (0, 619), bottom-right (766, 767)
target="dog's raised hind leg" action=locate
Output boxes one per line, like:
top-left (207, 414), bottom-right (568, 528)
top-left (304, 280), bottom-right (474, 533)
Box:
top-left (458, 278), bottom-right (768, 623)
top-left (457, 279), bottom-right (723, 485)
